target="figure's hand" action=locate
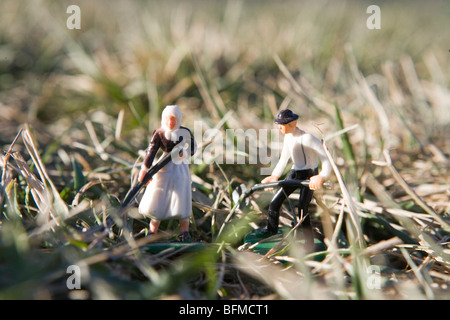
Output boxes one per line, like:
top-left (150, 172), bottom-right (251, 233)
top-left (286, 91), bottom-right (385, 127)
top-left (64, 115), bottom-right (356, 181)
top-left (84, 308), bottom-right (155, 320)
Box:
top-left (138, 168), bottom-right (152, 186)
top-left (309, 175), bottom-right (324, 190)
top-left (261, 175), bottom-right (279, 184)
top-left (261, 175), bottom-right (279, 191)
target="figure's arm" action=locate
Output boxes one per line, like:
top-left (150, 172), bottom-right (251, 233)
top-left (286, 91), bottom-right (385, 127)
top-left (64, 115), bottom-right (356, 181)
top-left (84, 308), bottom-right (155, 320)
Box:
top-left (182, 127), bottom-right (197, 157)
top-left (173, 127), bottom-right (196, 161)
top-left (138, 130), bottom-right (161, 183)
top-left (308, 137), bottom-right (332, 190)
top-left (190, 128), bottom-right (197, 155)
top-left (262, 138), bottom-right (289, 184)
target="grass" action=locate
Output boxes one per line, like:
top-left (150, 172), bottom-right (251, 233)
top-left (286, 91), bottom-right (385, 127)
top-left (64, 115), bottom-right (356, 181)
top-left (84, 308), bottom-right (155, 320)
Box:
top-left (0, 0), bottom-right (449, 300)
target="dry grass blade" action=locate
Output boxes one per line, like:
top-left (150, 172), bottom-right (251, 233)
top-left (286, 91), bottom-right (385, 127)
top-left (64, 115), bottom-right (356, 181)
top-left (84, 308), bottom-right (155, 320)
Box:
top-left (233, 251), bottom-right (332, 300)
top-left (0, 129), bottom-right (22, 208)
top-left (21, 128), bottom-right (69, 218)
top-left (263, 217), bottom-right (305, 258)
top-left (273, 53), bottom-right (334, 118)
top-left (322, 140), bottom-right (364, 248)
top-left (10, 152), bottom-right (52, 225)
top-left (362, 237), bottom-right (403, 257)
top-left (115, 109), bottom-right (125, 140)
top-left (400, 247), bottom-right (435, 299)
top-left (80, 232), bottom-right (170, 266)
top-left (382, 149), bottom-right (449, 231)
top-left (1, 129), bottom-right (22, 185)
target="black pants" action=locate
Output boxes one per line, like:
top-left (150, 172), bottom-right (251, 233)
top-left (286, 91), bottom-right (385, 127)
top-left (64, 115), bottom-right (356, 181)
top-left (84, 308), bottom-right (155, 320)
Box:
top-left (267, 169), bottom-right (317, 246)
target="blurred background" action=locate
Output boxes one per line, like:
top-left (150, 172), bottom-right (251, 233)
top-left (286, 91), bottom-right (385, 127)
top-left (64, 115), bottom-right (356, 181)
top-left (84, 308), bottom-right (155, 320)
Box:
top-left (0, 0), bottom-right (449, 300)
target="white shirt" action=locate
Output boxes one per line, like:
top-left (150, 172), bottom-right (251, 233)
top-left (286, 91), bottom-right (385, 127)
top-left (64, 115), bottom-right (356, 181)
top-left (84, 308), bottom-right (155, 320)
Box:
top-left (272, 128), bottom-right (332, 179)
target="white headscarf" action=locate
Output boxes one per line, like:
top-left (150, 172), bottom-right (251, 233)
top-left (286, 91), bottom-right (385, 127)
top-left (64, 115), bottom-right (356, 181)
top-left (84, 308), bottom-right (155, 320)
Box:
top-left (161, 105), bottom-right (182, 142)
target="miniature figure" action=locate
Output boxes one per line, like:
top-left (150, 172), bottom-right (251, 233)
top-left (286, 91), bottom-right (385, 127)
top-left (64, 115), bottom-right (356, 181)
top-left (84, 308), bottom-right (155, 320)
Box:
top-left (138, 105), bottom-right (196, 241)
top-left (260, 109), bottom-right (331, 248)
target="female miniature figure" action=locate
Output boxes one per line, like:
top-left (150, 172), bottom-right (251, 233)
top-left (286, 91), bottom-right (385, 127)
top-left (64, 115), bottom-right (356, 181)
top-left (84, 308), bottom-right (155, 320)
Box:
top-left (138, 105), bottom-right (196, 241)
top-left (261, 109), bottom-right (332, 248)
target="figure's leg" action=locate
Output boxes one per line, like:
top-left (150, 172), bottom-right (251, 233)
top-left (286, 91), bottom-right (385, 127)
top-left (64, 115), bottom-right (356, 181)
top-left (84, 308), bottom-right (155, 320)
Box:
top-left (265, 171), bottom-right (298, 234)
top-left (265, 188), bottom-right (288, 234)
top-left (180, 219), bottom-right (189, 233)
top-left (177, 218), bottom-right (191, 242)
top-left (297, 186), bottom-right (314, 249)
top-left (149, 219), bottom-right (160, 234)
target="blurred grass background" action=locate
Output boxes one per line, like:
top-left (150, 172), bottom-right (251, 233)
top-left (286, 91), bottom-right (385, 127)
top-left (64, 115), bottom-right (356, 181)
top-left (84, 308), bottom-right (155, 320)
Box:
top-left (0, 0), bottom-right (449, 299)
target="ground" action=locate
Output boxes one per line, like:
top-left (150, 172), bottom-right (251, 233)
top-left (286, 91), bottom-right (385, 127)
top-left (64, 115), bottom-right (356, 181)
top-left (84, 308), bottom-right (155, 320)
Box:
top-left (0, 0), bottom-right (449, 300)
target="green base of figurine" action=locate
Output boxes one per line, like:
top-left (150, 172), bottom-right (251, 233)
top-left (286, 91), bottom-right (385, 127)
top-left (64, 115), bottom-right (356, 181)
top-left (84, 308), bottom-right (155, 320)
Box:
top-left (242, 226), bottom-right (326, 261)
top-left (143, 241), bottom-right (206, 254)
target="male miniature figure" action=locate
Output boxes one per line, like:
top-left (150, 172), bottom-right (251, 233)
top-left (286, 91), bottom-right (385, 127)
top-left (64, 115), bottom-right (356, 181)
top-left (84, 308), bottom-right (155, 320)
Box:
top-left (261, 109), bottom-right (331, 248)
top-left (138, 105), bottom-right (196, 241)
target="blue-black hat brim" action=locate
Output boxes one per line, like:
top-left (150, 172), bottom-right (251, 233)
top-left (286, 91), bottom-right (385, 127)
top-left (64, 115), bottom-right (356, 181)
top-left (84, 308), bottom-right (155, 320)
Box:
top-left (274, 114), bottom-right (299, 124)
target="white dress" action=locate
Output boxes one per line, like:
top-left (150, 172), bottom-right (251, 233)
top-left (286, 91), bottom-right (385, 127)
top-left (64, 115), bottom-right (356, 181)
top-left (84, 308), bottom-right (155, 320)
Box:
top-left (139, 157), bottom-right (192, 221)
top-left (138, 126), bottom-right (195, 221)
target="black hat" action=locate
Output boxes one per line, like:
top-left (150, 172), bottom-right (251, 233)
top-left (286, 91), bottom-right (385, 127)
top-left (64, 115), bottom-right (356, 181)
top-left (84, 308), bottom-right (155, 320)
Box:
top-left (274, 109), bottom-right (299, 124)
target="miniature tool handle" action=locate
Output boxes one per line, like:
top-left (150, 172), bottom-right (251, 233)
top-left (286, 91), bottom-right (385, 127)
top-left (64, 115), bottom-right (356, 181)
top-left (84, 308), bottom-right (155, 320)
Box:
top-left (120, 151), bottom-right (173, 209)
top-left (243, 179), bottom-right (332, 198)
